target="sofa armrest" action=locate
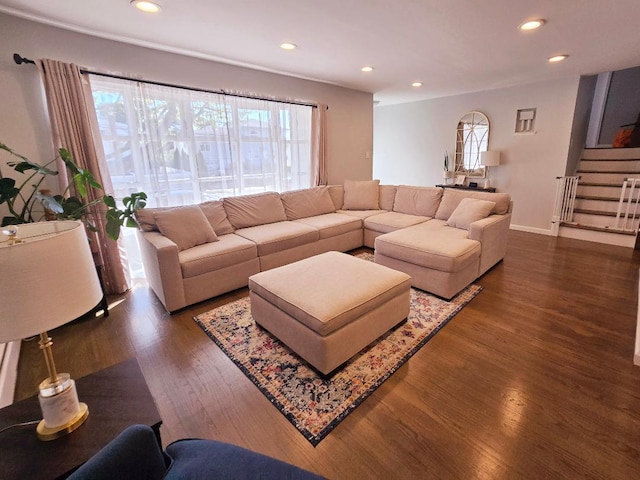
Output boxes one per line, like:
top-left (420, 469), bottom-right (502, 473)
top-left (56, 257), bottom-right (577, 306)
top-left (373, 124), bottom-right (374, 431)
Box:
top-left (137, 230), bottom-right (186, 312)
top-left (468, 213), bottom-right (511, 275)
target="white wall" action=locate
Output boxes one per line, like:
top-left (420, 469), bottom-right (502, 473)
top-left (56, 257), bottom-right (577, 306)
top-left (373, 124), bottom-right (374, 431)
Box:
top-left (0, 12), bottom-right (373, 218)
top-left (373, 77), bottom-right (582, 232)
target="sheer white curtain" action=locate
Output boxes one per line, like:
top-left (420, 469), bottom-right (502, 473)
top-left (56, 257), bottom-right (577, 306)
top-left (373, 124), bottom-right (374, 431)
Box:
top-left (90, 76), bottom-right (316, 279)
top-left (90, 77), bottom-right (314, 209)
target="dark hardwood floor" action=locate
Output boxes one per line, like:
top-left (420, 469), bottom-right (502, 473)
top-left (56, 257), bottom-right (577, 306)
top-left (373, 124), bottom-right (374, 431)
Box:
top-left (14, 230), bottom-right (640, 479)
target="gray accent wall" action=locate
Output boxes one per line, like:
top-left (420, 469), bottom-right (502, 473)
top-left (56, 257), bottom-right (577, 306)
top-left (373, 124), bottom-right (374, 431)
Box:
top-left (599, 66), bottom-right (640, 145)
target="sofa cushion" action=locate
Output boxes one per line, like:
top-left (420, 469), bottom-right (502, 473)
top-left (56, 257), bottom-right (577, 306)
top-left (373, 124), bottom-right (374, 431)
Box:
top-left (435, 189), bottom-right (511, 220)
top-left (343, 179), bottom-right (380, 210)
top-left (375, 224), bottom-right (480, 273)
top-left (199, 200), bottom-right (235, 235)
top-left (178, 234), bottom-right (258, 279)
top-left (446, 197), bottom-right (496, 230)
top-left (337, 209), bottom-right (387, 220)
top-left (364, 211), bottom-right (430, 234)
top-left (223, 192), bottom-right (287, 229)
top-left (280, 187), bottom-right (336, 220)
top-left (327, 185), bottom-right (344, 210)
top-left (135, 207), bottom-right (168, 232)
top-left (379, 185), bottom-right (397, 211)
top-left (393, 186), bottom-right (443, 217)
top-left (154, 205), bottom-right (218, 251)
top-left (294, 212), bottom-right (362, 239)
top-left (234, 221), bottom-right (319, 256)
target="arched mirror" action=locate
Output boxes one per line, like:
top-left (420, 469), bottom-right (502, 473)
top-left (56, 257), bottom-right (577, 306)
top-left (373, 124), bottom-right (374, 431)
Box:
top-left (455, 111), bottom-right (490, 177)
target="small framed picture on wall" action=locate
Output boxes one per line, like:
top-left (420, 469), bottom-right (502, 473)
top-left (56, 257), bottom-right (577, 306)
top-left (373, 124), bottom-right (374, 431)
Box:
top-left (455, 175), bottom-right (466, 186)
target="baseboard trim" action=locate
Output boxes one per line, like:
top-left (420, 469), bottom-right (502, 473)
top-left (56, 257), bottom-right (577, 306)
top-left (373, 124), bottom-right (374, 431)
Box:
top-left (509, 224), bottom-right (555, 236)
top-left (0, 340), bottom-right (20, 408)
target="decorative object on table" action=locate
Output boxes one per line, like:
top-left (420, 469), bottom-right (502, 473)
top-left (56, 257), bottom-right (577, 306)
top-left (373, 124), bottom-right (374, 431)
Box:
top-left (443, 152), bottom-right (453, 184)
top-left (0, 143), bottom-right (146, 240)
top-left (193, 253), bottom-right (481, 446)
top-left (0, 221), bottom-right (103, 440)
top-left (468, 182), bottom-right (478, 188)
top-left (480, 150), bottom-right (501, 189)
top-left (455, 174), bottom-right (466, 186)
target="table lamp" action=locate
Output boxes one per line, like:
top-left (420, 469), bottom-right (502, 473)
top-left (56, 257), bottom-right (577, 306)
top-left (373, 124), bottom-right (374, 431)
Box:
top-left (480, 150), bottom-right (501, 188)
top-left (0, 221), bottom-right (103, 441)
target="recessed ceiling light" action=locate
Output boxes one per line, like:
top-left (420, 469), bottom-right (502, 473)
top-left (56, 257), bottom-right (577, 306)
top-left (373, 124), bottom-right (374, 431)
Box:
top-left (280, 42), bottom-right (297, 50)
top-left (131, 1), bottom-right (161, 13)
top-left (411, 82), bottom-right (423, 87)
top-left (519, 19), bottom-right (546, 31)
top-left (548, 54), bottom-right (568, 63)
top-left (361, 66), bottom-right (374, 73)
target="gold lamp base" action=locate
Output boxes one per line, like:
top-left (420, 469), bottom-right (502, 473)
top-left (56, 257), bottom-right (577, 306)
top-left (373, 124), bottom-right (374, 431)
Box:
top-left (37, 402), bottom-right (89, 441)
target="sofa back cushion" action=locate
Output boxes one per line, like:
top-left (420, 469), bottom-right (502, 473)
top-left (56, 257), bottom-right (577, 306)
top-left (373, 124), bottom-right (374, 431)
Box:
top-left (154, 205), bottom-right (218, 251)
top-left (223, 192), bottom-right (287, 229)
top-left (135, 207), bottom-right (164, 232)
top-left (199, 200), bottom-right (235, 235)
top-left (343, 179), bottom-right (380, 210)
top-left (435, 189), bottom-right (511, 220)
top-left (135, 202), bottom-right (234, 236)
top-left (328, 185), bottom-right (344, 209)
top-left (280, 187), bottom-right (336, 220)
top-left (379, 185), bottom-right (397, 211)
top-left (393, 186), bottom-right (442, 217)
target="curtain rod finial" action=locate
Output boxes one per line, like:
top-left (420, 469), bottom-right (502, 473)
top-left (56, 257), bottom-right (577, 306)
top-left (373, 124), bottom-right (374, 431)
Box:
top-left (13, 53), bottom-right (35, 65)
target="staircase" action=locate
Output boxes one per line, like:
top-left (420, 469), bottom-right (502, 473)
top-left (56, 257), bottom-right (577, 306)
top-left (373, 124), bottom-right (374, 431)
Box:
top-left (558, 147), bottom-right (640, 248)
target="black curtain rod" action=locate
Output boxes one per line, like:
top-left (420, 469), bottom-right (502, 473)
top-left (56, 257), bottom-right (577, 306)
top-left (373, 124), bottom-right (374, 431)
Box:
top-left (13, 53), bottom-right (320, 109)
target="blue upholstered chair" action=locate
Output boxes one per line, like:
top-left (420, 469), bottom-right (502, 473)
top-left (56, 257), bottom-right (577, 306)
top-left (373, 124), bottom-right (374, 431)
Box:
top-left (68, 424), bottom-right (324, 479)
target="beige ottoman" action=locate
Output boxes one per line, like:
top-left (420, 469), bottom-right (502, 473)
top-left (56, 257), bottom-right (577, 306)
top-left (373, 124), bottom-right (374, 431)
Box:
top-left (248, 251), bottom-right (412, 375)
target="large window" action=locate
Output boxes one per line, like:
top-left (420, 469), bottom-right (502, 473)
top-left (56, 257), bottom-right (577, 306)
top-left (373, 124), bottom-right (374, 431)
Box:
top-left (91, 77), bottom-right (313, 208)
top-left (90, 77), bottom-right (314, 278)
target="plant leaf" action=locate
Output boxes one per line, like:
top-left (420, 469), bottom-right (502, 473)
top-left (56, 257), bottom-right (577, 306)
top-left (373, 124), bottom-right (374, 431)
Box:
top-left (8, 160), bottom-right (58, 176)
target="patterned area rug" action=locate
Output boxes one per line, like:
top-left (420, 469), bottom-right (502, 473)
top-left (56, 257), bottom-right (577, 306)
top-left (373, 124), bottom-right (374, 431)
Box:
top-left (194, 255), bottom-right (481, 446)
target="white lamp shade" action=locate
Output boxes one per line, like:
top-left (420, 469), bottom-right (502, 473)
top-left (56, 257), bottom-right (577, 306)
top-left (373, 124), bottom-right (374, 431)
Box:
top-left (0, 221), bottom-right (103, 343)
top-left (480, 150), bottom-right (501, 167)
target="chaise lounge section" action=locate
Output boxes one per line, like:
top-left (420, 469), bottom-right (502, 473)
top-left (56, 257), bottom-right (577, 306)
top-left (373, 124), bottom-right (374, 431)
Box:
top-left (135, 181), bottom-right (512, 312)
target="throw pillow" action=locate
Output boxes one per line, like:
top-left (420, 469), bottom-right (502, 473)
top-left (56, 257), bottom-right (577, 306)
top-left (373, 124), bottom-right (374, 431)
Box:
top-left (446, 197), bottom-right (496, 230)
top-left (154, 205), bottom-right (218, 251)
top-left (343, 179), bottom-right (380, 210)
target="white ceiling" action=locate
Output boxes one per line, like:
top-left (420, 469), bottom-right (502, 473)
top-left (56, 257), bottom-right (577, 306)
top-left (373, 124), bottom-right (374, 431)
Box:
top-left (2, 0), bottom-right (640, 105)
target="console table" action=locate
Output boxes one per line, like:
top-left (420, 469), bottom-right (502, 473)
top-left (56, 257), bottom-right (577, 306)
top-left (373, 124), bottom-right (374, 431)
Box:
top-left (436, 184), bottom-right (496, 193)
top-left (0, 358), bottom-right (162, 480)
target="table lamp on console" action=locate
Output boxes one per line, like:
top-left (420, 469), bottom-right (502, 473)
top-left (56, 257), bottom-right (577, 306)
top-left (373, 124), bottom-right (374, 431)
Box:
top-left (0, 220), bottom-right (103, 441)
top-left (481, 150), bottom-right (501, 189)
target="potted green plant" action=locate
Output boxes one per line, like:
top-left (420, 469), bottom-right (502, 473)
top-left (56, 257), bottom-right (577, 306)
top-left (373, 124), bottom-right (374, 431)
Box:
top-left (0, 142), bottom-right (146, 240)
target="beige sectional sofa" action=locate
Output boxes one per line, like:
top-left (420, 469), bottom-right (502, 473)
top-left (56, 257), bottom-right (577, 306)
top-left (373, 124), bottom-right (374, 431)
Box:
top-left (135, 181), bottom-right (512, 312)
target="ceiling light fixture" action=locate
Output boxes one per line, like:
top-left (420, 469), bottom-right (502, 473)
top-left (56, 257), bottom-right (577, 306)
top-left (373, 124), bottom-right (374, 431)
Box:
top-left (548, 54), bottom-right (568, 63)
top-left (519, 19), bottom-right (546, 31)
top-left (411, 82), bottom-right (423, 87)
top-left (280, 42), bottom-right (297, 50)
top-left (131, 1), bottom-right (161, 13)
top-left (361, 66), bottom-right (374, 73)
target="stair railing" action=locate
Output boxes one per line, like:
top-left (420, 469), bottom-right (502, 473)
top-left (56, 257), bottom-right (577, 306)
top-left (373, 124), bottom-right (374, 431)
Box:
top-left (552, 176), bottom-right (580, 235)
top-left (615, 178), bottom-right (640, 232)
